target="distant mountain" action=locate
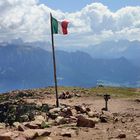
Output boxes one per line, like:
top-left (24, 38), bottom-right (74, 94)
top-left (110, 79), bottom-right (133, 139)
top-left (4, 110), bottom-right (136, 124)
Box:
top-left (83, 40), bottom-right (140, 67)
top-left (0, 43), bottom-right (140, 92)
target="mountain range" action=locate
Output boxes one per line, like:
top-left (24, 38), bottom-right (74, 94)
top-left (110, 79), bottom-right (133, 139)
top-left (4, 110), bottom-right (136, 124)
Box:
top-left (0, 40), bottom-right (140, 93)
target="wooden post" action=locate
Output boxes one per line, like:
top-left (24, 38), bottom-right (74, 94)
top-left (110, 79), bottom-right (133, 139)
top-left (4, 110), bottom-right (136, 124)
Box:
top-left (50, 13), bottom-right (59, 107)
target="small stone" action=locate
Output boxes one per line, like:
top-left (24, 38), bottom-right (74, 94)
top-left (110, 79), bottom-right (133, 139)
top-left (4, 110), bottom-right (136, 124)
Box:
top-left (76, 115), bottom-right (95, 128)
top-left (87, 111), bottom-right (95, 118)
top-left (75, 106), bottom-right (86, 114)
top-left (61, 132), bottom-right (72, 137)
top-left (117, 133), bottom-right (126, 138)
top-left (69, 116), bottom-right (77, 123)
top-left (100, 115), bottom-right (108, 123)
top-left (19, 115), bottom-right (29, 122)
top-left (0, 123), bottom-right (6, 129)
top-left (60, 108), bottom-right (73, 118)
top-left (86, 108), bottom-right (91, 112)
top-left (13, 122), bottom-right (25, 131)
top-left (91, 117), bottom-right (100, 124)
top-left (55, 116), bottom-right (66, 125)
top-left (49, 108), bottom-right (61, 114)
top-left (34, 115), bottom-right (46, 122)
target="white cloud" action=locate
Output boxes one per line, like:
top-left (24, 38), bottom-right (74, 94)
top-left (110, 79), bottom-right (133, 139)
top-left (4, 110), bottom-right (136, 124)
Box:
top-left (0, 0), bottom-right (140, 47)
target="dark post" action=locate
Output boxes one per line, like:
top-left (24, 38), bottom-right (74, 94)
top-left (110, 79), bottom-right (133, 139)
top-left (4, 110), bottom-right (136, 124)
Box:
top-left (50, 13), bottom-right (59, 107)
top-left (103, 94), bottom-right (110, 111)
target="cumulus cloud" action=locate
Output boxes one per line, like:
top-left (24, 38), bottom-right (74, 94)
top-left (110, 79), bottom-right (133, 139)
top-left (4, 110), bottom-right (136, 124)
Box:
top-left (0, 0), bottom-right (140, 47)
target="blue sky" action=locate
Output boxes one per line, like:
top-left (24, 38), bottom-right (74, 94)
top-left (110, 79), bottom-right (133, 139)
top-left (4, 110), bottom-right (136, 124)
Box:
top-left (39, 0), bottom-right (140, 12)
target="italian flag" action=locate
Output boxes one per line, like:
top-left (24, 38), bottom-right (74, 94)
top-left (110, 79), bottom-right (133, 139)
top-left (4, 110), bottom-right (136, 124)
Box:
top-left (51, 16), bottom-right (69, 35)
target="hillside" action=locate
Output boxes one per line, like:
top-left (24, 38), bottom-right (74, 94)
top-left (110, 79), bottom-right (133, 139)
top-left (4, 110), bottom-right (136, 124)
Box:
top-left (0, 87), bottom-right (139, 140)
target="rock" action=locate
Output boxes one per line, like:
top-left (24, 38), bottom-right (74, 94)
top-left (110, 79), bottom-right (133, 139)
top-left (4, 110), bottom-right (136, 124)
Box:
top-left (65, 91), bottom-right (72, 99)
top-left (41, 104), bottom-right (50, 112)
top-left (75, 93), bottom-right (81, 97)
top-left (37, 129), bottom-right (51, 136)
top-left (61, 132), bottom-right (72, 137)
top-left (19, 115), bottom-right (29, 122)
top-left (0, 123), bottom-right (6, 129)
top-left (117, 133), bottom-right (126, 138)
top-left (87, 111), bottom-right (95, 118)
top-left (76, 115), bottom-right (95, 128)
top-left (91, 117), bottom-right (100, 124)
top-left (25, 122), bottom-right (40, 129)
top-left (49, 108), bottom-right (61, 114)
top-left (100, 115), bottom-right (108, 123)
top-left (136, 135), bottom-right (140, 140)
top-left (102, 111), bottom-right (113, 119)
top-left (0, 132), bottom-right (18, 140)
top-left (48, 112), bottom-right (59, 120)
top-left (135, 99), bottom-right (140, 103)
top-left (14, 135), bottom-right (26, 140)
top-left (23, 129), bottom-right (38, 140)
top-left (34, 115), bottom-right (46, 122)
top-left (55, 116), bottom-right (66, 125)
top-left (59, 92), bottom-right (66, 99)
top-left (0, 132), bottom-right (12, 140)
top-left (60, 107), bottom-right (73, 118)
top-left (86, 108), bottom-right (91, 112)
top-left (69, 116), bottom-right (77, 123)
top-left (33, 115), bottom-right (49, 128)
top-left (75, 105), bottom-right (86, 114)
top-left (59, 91), bottom-right (72, 99)
top-left (13, 122), bottom-right (25, 131)
top-left (121, 118), bottom-right (126, 123)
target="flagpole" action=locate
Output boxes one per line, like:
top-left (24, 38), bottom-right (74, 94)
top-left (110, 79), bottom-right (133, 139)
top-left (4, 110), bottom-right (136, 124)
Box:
top-left (50, 13), bottom-right (59, 107)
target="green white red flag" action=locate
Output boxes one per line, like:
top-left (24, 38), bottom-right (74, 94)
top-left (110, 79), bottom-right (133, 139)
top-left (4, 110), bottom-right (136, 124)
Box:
top-left (51, 16), bottom-right (69, 35)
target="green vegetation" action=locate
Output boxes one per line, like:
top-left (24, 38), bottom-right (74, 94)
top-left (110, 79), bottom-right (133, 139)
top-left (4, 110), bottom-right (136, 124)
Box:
top-left (90, 87), bottom-right (140, 98)
top-left (45, 86), bottom-right (140, 98)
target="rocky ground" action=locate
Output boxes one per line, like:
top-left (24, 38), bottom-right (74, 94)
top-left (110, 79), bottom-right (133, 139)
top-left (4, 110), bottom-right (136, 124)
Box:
top-left (0, 87), bottom-right (139, 140)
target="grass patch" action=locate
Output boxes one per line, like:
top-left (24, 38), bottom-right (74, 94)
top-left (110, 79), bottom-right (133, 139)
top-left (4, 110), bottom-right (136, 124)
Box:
top-left (89, 87), bottom-right (140, 98)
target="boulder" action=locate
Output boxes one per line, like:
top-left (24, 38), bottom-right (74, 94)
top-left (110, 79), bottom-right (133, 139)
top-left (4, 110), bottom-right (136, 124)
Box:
top-left (76, 115), bottom-right (95, 128)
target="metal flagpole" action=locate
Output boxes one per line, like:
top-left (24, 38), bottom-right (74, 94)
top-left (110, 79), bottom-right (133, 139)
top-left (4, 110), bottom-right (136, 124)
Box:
top-left (50, 13), bottom-right (59, 107)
